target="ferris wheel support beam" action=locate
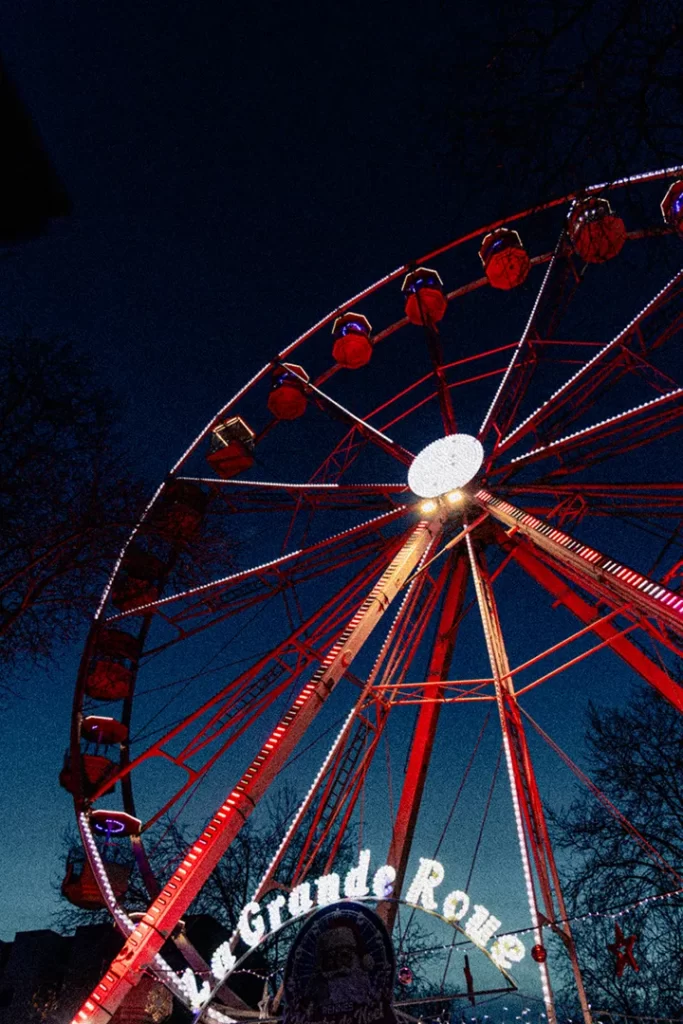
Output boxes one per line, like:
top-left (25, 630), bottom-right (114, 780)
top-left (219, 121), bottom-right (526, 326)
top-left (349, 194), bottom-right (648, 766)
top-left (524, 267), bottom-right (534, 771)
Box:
top-left (89, 529), bottom-right (411, 808)
top-left (492, 524), bottom-right (683, 712)
top-left (479, 491), bottom-right (683, 643)
top-left (70, 518), bottom-right (441, 1024)
top-left (291, 559), bottom-right (444, 886)
top-left (241, 539), bottom-right (442, 919)
top-left (378, 551), bottom-right (469, 933)
top-left (497, 481), bottom-right (683, 520)
top-left (466, 535), bottom-right (591, 1024)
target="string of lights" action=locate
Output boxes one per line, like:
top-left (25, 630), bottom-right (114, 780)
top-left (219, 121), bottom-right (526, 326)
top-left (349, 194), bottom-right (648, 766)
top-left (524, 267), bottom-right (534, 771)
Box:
top-left (399, 886), bottom-right (683, 962)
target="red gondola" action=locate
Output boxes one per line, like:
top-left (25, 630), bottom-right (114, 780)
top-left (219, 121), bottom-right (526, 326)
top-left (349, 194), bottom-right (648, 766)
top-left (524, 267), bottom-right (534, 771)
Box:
top-left (151, 480), bottom-right (208, 541)
top-left (59, 752), bottom-right (117, 797)
top-left (479, 228), bottom-right (530, 290)
top-left (207, 415), bottom-right (256, 478)
top-left (110, 545), bottom-right (167, 612)
top-left (568, 197), bottom-right (626, 263)
top-left (401, 266), bottom-right (447, 325)
top-left (661, 179), bottom-right (683, 236)
top-left (332, 312), bottom-right (373, 369)
top-left (61, 854), bottom-right (130, 909)
top-left (84, 628), bottom-right (140, 701)
top-left (267, 363), bottom-right (309, 420)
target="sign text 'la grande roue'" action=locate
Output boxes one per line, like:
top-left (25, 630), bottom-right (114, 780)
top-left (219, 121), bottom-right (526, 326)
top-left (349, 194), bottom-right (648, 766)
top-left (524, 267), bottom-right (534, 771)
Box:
top-left (180, 849), bottom-right (527, 1010)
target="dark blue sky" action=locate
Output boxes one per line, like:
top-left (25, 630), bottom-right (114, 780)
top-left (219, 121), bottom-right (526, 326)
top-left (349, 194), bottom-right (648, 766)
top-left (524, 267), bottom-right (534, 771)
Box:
top-left (1, 1), bottom-right (495, 480)
top-left (1, 3), bottom-right (681, 1012)
top-left (0, 0), bottom-right (496, 941)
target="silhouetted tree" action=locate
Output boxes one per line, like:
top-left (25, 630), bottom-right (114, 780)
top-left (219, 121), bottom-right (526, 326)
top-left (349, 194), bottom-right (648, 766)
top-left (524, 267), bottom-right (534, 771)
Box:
top-left (0, 334), bottom-right (144, 689)
top-left (550, 685), bottom-right (683, 1016)
top-left (442, 0), bottom-right (683, 209)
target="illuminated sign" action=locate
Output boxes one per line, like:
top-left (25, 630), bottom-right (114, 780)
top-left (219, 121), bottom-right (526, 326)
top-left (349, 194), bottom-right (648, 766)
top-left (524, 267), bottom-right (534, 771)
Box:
top-left (180, 850), bottom-right (525, 1010)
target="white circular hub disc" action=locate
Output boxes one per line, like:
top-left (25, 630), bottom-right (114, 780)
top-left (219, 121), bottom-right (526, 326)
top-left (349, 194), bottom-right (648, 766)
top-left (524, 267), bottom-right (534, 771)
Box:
top-left (408, 434), bottom-right (484, 498)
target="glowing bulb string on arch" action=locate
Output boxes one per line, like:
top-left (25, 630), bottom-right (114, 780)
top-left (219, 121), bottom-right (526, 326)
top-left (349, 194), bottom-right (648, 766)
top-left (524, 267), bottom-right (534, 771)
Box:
top-left (398, 885), bottom-right (683, 963)
top-left (142, 885), bottom-right (683, 992)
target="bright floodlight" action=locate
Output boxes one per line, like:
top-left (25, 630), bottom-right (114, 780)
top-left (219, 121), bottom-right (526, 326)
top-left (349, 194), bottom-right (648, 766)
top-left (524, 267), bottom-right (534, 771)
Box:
top-left (408, 434), bottom-right (484, 498)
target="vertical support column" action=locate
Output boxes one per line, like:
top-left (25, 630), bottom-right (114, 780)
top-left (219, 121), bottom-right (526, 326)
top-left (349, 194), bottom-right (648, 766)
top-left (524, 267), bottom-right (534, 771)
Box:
top-left (378, 552), bottom-right (468, 931)
top-left (466, 532), bottom-right (592, 1024)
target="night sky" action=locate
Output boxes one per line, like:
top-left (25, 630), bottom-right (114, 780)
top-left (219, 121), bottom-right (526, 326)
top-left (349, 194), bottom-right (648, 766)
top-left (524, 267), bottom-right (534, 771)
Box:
top-left (0, 0), bottom-right (482, 933)
top-left (1, 1), bottom-right (681, 1013)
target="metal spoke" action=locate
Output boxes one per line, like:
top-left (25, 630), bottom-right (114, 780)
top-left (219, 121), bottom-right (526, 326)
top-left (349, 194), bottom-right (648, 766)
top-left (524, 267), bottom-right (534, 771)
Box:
top-left (493, 267), bottom-right (683, 458)
top-left (497, 481), bottom-right (683, 520)
top-left (479, 234), bottom-right (581, 448)
top-left (492, 389), bottom-right (683, 480)
top-left (480, 491), bottom-right (683, 659)
top-left (106, 505), bottom-right (410, 624)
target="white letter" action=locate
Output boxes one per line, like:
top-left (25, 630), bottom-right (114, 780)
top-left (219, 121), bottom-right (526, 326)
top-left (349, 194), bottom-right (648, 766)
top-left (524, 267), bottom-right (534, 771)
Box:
top-left (442, 890), bottom-right (470, 922)
top-left (490, 935), bottom-right (525, 970)
top-left (211, 941), bottom-right (236, 982)
top-left (316, 871), bottom-right (341, 906)
top-left (266, 893), bottom-right (287, 933)
top-left (238, 901), bottom-right (265, 947)
top-left (405, 858), bottom-right (445, 910)
top-left (288, 882), bottom-right (313, 917)
top-left (464, 905), bottom-right (501, 948)
top-left (181, 968), bottom-right (211, 1011)
top-left (373, 865), bottom-right (396, 899)
top-left (344, 849), bottom-right (370, 898)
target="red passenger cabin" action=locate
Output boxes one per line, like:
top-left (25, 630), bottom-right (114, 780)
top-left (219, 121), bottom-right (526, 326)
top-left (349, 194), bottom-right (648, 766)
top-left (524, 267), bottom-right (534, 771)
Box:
top-left (111, 545), bottom-right (168, 612)
top-left (568, 197), bottom-right (626, 263)
top-left (401, 267), bottom-right (448, 325)
top-left (84, 628), bottom-right (141, 701)
top-left (332, 312), bottom-right (373, 369)
top-left (150, 480), bottom-right (208, 541)
top-left (661, 180), bottom-right (683, 237)
top-left (59, 716), bottom-right (128, 799)
top-left (267, 363), bottom-right (309, 420)
top-left (59, 752), bottom-right (117, 798)
top-left (479, 228), bottom-right (530, 290)
top-left (207, 416), bottom-right (256, 478)
top-left (61, 852), bottom-right (131, 909)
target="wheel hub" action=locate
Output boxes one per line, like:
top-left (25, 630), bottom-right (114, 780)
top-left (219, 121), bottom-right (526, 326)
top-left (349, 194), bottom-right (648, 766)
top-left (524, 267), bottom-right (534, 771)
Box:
top-left (407, 433), bottom-right (484, 498)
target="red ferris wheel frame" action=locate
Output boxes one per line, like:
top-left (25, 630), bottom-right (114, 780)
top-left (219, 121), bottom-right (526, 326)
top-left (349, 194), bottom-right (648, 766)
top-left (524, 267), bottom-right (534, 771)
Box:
top-left (69, 165), bottom-right (683, 1024)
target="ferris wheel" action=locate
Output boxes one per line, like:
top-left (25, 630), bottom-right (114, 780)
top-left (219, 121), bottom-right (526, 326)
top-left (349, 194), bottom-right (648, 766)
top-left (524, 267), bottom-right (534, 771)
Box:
top-left (66, 168), bottom-right (683, 1024)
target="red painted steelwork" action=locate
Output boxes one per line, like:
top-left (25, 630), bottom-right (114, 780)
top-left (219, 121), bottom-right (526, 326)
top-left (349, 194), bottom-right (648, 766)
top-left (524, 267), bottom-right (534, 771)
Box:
top-left (89, 531), bottom-right (411, 807)
top-left (378, 552), bottom-right (469, 932)
top-left (70, 519), bottom-right (439, 1024)
top-left (494, 388), bottom-right (683, 481)
top-left (467, 540), bottom-right (590, 1024)
top-left (299, 557), bottom-right (447, 882)
top-left (493, 524), bottom-right (683, 713)
top-left (498, 482), bottom-right (683, 518)
top-left (479, 491), bottom-right (683, 640)
top-left (495, 268), bottom-right (683, 457)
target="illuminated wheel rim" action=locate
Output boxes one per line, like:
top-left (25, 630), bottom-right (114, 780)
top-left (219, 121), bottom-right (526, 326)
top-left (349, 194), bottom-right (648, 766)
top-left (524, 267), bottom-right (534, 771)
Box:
top-left (69, 166), bottom-right (683, 1022)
